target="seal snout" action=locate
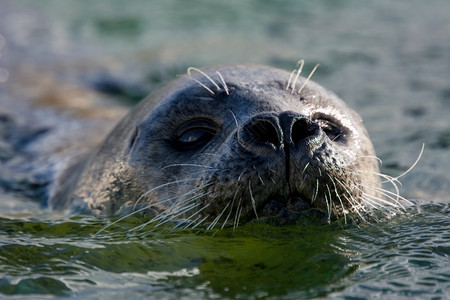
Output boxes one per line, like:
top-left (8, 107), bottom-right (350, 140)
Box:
top-left (238, 111), bottom-right (323, 156)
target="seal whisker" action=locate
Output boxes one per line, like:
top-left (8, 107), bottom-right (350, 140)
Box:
top-left (134, 187), bottom-right (213, 228)
top-left (154, 202), bottom-right (203, 229)
top-left (132, 178), bottom-right (201, 210)
top-left (392, 143), bottom-right (424, 181)
top-left (361, 193), bottom-right (401, 209)
top-left (163, 186), bottom-right (210, 213)
top-left (312, 179), bottom-right (320, 203)
top-left (341, 167), bottom-right (403, 202)
top-left (96, 181), bottom-right (211, 235)
top-left (94, 205), bottom-right (150, 236)
top-left (331, 134), bottom-right (342, 142)
top-left (133, 179), bottom-right (194, 205)
top-left (360, 195), bottom-right (404, 220)
top-left (356, 197), bottom-right (379, 210)
top-left (187, 67), bottom-right (221, 94)
top-left (234, 200), bottom-right (243, 229)
top-left (221, 189), bottom-right (239, 229)
top-left (257, 172), bottom-right (265, 186)
top-left (178, 215), bottom-right (201, 229)
top-left (136, 194), bottom-right (212, 231)
top-left (163, 201), bottom-right (202, 222)
top-left (216, 71), bottom-right (230, 95)
top-left (325, 184), bottom-right (335, 220)
top-left (361, 170), bottom-right (401, 186)
top-left (163, 196), bottom-right (200, 218)
top-left (134, 205), bottom-right (194, 231)
top-left (249, 182), bottom-right (259, 219)
top-left (238, 170), bottom-right (246, 182)
top-left (290, 59), bottom-right (304, 94)
top-left (350, 180), bottom-right (407, 220)
top-left (228, 109), bottom-right (244, 147)
top-left (182, 201), bottom-right (213, 228)
top-left (355, 155), bottom-right (383, 164)
top-left (362, 184), bottom-right (411, 207)
top-left (155, 190), bottom-right (213, 220)
top-left (298, 63), bottom-right (319, 94)
top-left (341, 193), bottom-right (368, 221)
top-left (193, 152), bottom-right (222, 159)
top-left (361, 180), bottom-right (401, 201)
top-left (302, 162), bottom-right (310, 176)
top-left (337, 165), bottom-right (404, 207)
top-left (356, 143), bottom-right (423, 184)
top-left (207, 200), bottom-right (229, 230)
top-left (324, 192), bottom-right (332, 223)
top-left (286, 69), bottom-right (296, 91)
top-left (334, 170), bottom-right (408, 218)
top-left (191, 214), bottom-right (211, 229)
top-left (181, 168), bottom-right (230, 178)
top-left (327, 174), bottom-right (348, 224)
top-left (333, 177), bottom-right (366, 216)
top-left (161, 163), bottom-right (219, 170)
top-left (233, 193), bottom-right (243, 229)
top-left (134, 181), bottom-right (215, 212)
top-left (186, 77), bottom-right (215, 95)
top-left (372, 172), bottom-right (402, 204)
top-left (268, 168), bottom-right (277, 174)
top-left (269, 175), bottom-right (276, 184)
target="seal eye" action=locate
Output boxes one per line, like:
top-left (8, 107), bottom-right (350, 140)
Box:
top-left (173, 120), bottom-right (219, 151)
top-left (175, 128), bottom-right (215, 150)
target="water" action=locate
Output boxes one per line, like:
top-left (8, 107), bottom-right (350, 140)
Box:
top-left (0, 0), bottom-right (449, 298)
top-left (1, 205), bottom-right (449, 299)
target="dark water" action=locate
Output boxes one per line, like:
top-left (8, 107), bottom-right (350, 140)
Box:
top-left (0, 0), bottom-right (449, 298)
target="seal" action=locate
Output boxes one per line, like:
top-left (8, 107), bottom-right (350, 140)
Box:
top-left (51, 63), bottom-right (395, 228)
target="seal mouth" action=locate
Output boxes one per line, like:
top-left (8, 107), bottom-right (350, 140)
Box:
top-left (247, 192), bottom-right (328, 225)
top-left (259, 193), bottom-right (312, 218)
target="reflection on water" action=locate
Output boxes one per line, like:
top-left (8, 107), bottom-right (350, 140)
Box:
top-left (0, 0), bottom-right (449, 298)
top-left (0, 204), bottom-right (449, 298)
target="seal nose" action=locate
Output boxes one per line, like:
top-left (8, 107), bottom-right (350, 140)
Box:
top-left (239, 111), bottom-right (321, 154)
top-left (279, 111), bottom-right (320, 147)
top-left (240, 113), bottom-right (282, 154)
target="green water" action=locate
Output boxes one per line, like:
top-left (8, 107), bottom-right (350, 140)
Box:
top-left (1, 0), bottom-right (449, 298)
top-left (1, 204), bottom-right (449, 299)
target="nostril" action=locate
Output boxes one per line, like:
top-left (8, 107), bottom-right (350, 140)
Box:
top-left (247, 119), bottom-right (280, 148)
top-left (291, 118), bottom-right (318, 145)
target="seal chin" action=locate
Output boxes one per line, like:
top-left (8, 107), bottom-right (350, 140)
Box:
top-left (249, 193), bottom-right (330, 226)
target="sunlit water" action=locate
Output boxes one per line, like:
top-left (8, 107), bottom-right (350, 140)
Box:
top-left (0, 0), bottom-right (449, 298)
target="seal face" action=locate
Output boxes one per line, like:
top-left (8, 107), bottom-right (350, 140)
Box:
top-left (54, 65), bottom-right (382, 227)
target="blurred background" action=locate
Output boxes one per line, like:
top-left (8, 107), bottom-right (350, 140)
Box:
top-left (1, 0), bottom-right (449, 201)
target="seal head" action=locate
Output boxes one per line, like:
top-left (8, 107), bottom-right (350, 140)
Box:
top-left (53, 65), bottom-right (381, 227)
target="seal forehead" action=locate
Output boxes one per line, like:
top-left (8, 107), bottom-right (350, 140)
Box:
top-left (178, 65), bottom-right (358, 120)
top-left (200, 65), bottom-right (289, 88)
